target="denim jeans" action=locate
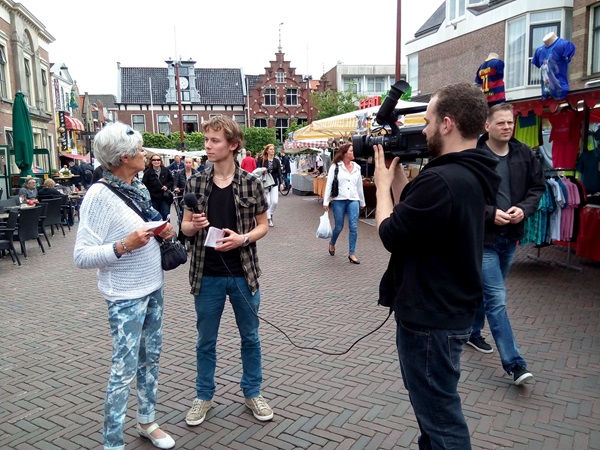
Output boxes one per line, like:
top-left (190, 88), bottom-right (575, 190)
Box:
top-left (471, 237), bottom-right (526, 373)
top-left (104, 288), bottom-right (164, 450)
top-left (396, 320), bottom-right (472, 450)
top-left (194, 276), bottom-right (262, 400)
top-left (329, 199), bottom-right (359, 255)
top-left (151, 199), bottom-right (171, 221)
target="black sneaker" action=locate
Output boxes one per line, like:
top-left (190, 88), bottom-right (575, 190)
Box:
top-left (466, 336), bottom-right (494, 354)
top-left (511, 364), bottom-right (533, 385)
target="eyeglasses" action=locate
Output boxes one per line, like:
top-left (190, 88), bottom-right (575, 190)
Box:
top-left (125, 126), bottom-right (134, 136)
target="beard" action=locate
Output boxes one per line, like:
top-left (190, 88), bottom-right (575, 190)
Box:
top-left (426, 126), bottom-right (443, 158)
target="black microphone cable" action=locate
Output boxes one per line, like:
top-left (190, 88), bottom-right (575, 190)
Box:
top-left (183, 192), bottom-right (393, 356)
top-left (219, 254), bottom-right (393, 356)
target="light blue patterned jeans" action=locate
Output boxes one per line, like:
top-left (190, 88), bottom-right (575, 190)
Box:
top-left (103, 287), bottom-right (164, 450)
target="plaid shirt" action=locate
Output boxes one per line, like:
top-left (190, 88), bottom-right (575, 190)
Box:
top-left (185, 165), bottom-right (268, 295)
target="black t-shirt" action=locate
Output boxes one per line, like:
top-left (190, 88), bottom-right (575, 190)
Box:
top-left (203, 183), bottom-right (243, 276)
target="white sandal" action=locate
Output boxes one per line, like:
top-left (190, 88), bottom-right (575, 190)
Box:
top-left (136, 423), bottom-right (175, 449)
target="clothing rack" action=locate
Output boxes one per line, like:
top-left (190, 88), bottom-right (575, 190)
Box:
top-left (527, 168), bottom-right (582, 272)
top-left (527, 242), bottom-right (582, 272)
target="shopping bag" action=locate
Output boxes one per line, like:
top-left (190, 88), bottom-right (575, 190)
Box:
top-left (316, 212), bottom-right (332, 239)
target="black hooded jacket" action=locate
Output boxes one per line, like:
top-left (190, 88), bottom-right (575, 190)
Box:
top-left (378, 149), bottom-right (500, 329)
top-left (476, 133), bottom-right (546, 245)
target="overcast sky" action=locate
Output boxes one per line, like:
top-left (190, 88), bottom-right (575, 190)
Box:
top-left (23, 0), bottom-right (443, 95)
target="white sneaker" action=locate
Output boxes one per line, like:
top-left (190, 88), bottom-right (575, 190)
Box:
top-left (268, 218), bottom-right (274, 227)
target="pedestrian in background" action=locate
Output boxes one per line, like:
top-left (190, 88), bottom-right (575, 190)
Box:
top-left (74, 122), bottom-right (176, 450)
top-left (180, 116), bottom-right (272, 427)
top-left (467, 102), bottom-right (545, 385)
top-left (142, 155), bottom-right (174, 220)
top-left (322, 143), bottom-right (365, 264)
top-left (257, 143), bottom-right (282, 227)
top-left (241, 149), bottom-right (257, 173)
top-left (374, 83), bottom-right (500, 449)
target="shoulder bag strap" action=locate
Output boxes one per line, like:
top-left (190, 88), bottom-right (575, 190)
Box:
top-left (101, 181), bottom-right (167, 243)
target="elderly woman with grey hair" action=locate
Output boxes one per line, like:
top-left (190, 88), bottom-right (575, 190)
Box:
top-left (74, 122), bottom-right (176, 450)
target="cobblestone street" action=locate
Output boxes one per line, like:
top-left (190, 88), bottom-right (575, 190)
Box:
top-left (1, 192), bottom-right (599, 449)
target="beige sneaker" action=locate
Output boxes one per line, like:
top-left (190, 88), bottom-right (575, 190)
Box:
top-left (244, 395), bottom-right (274, 421)
top-left (185, 399), bottom-right (212, 426)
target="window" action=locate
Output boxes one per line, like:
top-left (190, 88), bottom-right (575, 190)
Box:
top-left (366, 77), bottom-right (385, 93)
top-left (39, 69), bottom-right (49, 111)
top-left (158, 114), bottom-right (171, 135)
top-left (264, 87), bottom-right (276, 106)
top-left (286, 88), bottom-right (298, 106)
top-left (181, 91), bottom-right (190, 102)
top-left (0, 46), bottom-right (7, 98)
top-left (24, 58), bottom-right (32, 103)
top-left (276, 71), bottom-right (285, 83)
top-left (132, 114), bottom-right (145, 133)
top-left (275, 117), bottom-right (289, 142)
top-left (234, 115), bottom-right (246, 127)
top-left (343, 77), bottom-right (362, 93)
top-left (296, 118), bottom-right (307, 127)
top-left (593, 5), bottom-right (600, 74)
top-left (254, 118), bottom-right (267, 127)
top-left (505, 10), bottom-right (562, 89)
top-left (447, 0), bottom-right (465, 21)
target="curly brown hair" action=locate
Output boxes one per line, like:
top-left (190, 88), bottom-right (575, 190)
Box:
top-left (432, 83), bottom-right (487, 139)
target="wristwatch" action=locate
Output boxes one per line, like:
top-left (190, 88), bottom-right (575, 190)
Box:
top-left (243, 235), bottom-right (250, 247)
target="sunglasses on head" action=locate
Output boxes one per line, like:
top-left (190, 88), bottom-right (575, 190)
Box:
top-left (125, 126), bottom-right (135, 136)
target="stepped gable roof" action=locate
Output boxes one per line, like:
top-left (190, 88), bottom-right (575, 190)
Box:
top-left (120, 67), bottom-right (244, 105)
top-left (414, 2), bottom-right (446, 38)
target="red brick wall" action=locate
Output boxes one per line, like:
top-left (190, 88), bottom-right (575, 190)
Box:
top-left (419, 22), bottom-right (505, 95)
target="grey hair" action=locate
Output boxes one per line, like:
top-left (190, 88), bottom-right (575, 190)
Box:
top-left (93, 122), bottom-right (143, 170)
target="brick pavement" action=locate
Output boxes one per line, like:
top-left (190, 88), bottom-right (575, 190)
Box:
top-left (0, 191), bottom-right (599, 450)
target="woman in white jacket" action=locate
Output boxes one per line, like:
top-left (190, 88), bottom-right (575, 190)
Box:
top-left (322, 143), bottom-right (365, 264)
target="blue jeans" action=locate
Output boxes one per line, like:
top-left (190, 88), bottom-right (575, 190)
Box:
top-left (152, 199), bottom-right (171, 221)
top-left (397, 320), bottom-right (472, 450)
top-left (329, 199), bottom-right (359, 255)
top-left (104, 288), bottom-right (164, 450)
top-left (194, 276), bottom-right (262, 400)
top-left (471, 238), bottom-right (526, 374)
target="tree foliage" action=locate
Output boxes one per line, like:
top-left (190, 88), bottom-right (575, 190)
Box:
top-left (309, 88), bottom-right (365, 120)
top-left (243, 127), bottom-right (277, 156)
top-left (285, 119), bottom-right (305, 141)
top-left (142, 132), bottom-right (175, 149)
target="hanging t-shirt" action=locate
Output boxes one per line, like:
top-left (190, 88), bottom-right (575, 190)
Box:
top-left (575, 149), bottom-right (600, 193)
top-left (549, 108), bottom-right (581, 169)
top-left (474, 57), bottom-right (506, 105)
top-left (531, 38), bottom-right (576, 100)
top-left (515, 114), bottom-right (541, 148)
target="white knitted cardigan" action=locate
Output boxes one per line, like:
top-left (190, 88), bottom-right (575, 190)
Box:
top-left (74, 183), bottom-right (163, 302)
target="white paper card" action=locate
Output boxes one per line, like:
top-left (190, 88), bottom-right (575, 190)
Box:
top-left (204, 226), bottom-right (226, 247)
top-left (144, 220), bottom-right (168, 231)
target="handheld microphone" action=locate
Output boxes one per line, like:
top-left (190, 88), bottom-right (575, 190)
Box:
top-left (183, 193), bottom-right (201, 214)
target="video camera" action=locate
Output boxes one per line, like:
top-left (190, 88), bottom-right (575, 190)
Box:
top-left (352, 80), bottom-right (429, 160)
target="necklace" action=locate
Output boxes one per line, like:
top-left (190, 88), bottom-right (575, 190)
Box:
top-left (214, 173), bottom-right (234, 181)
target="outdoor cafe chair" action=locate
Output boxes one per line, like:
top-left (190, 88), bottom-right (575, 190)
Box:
top-left (12, 206), bottom-right (45, 258)
top-left (37, 201), bottom-right (51, 248)
top-left (40, 197), bottom-right (65, 237)
top-left (0, 210), bottom-right (20, 266)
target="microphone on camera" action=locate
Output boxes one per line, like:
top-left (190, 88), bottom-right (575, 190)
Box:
top-left (183, 193), bottom-right (201, 214)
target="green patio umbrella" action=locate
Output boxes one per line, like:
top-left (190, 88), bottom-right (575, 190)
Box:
top-left (12, 92), bottom-right (34, 177)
